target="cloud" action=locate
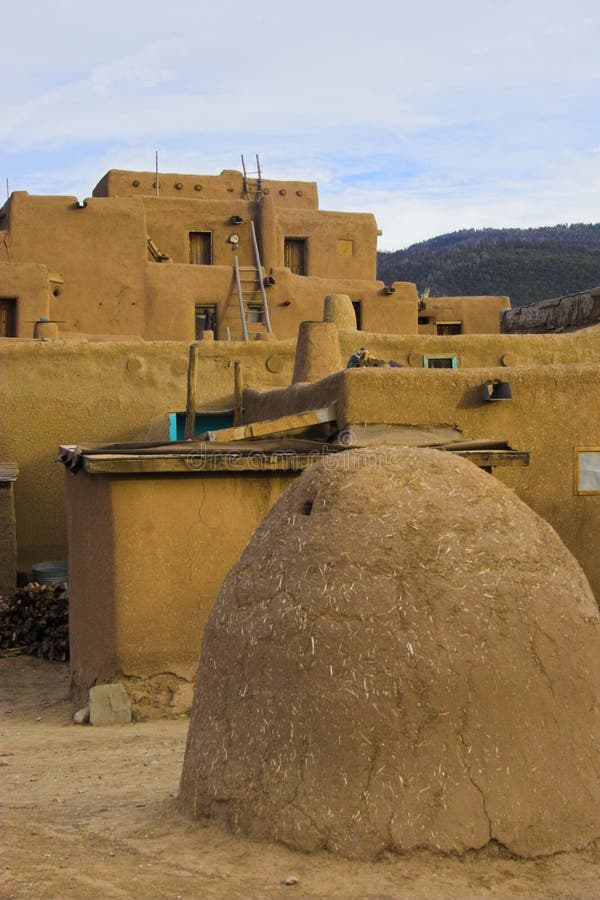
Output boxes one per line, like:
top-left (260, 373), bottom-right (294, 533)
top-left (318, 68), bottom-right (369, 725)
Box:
top-left (2, 0), bottom-right (599, 247)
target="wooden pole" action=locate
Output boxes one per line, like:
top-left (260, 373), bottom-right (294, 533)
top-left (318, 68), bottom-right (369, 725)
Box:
top-left (233, 360), bottom-right (243, 427)
top-left (233, 255), bottom-right (249, 341)
top-left (185, 342), bottom-right (199, 440)
top-left (250, 220), bottom-right (272, 334)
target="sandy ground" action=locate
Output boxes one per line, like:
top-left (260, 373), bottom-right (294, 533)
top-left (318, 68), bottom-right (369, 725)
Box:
top-left (1, 656), bottom-right (599, 900)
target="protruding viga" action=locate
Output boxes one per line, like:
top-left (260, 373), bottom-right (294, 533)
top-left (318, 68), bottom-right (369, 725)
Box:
top-left (179, 447), bottom-right (600, 859)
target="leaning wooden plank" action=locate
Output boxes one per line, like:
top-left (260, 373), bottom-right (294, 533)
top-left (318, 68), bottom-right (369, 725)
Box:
top-left (206, 405), bottom-right (337, 442)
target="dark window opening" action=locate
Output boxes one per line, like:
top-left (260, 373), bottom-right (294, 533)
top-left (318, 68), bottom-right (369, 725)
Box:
top-left (352, 300), bottom-right (362, 330)
top-left (418, 316), bottom-right (433, 325)
top-left (436, 322), bottom-right (462, 335)
top-left (0, 298), bottom-right (17, 337)
top-left (284, 238), bottom-right (307, 276)
top-left (300, 500), bottom-right (313, 516)
top-left (195, 304), bottom-right (217, 338)
top-left (248, 306), bottom-right (264, 324)
top-left (189, 231), bottom-right (212, 265)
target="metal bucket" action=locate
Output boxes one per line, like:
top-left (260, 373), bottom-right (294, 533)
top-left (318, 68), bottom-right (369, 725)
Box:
top-left (32, 561), bottom-right (69, 585)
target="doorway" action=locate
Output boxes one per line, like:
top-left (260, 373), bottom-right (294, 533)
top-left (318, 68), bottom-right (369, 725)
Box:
top-left (0, 299), bottom-right (16, 337)
top-left (284, 238), bottom-right (307, 276)
top-left (351, 300), bottom-right (362, 330)
top-left (189, 232), bottom-right (212, 265)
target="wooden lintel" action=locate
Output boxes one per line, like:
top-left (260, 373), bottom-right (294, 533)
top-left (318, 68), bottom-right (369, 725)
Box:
top-left (450, 449), bottom-right (529, 468)
top-left (82, 452), bottom-right (323, 475)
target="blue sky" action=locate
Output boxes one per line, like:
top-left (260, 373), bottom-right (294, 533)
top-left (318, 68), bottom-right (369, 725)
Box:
top-left (1, 0), bottom-right (599, 249)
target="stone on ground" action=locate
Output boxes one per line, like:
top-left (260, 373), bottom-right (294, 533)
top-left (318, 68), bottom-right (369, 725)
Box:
top-left (89, 683), bottom-right (132, 725)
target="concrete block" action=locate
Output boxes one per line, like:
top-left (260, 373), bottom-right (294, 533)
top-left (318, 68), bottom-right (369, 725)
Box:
top-left (89, 683), bottom-right (132, 725)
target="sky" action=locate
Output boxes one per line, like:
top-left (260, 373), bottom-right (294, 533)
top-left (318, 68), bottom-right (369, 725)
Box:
top-left (1, 0), bottom-right (599, 250)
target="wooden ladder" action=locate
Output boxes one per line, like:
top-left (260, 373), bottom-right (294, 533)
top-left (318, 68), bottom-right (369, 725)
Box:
top-left (230, 220), bottom-right (273, 341)
top-left (241, 153), bottom-right (264, 199)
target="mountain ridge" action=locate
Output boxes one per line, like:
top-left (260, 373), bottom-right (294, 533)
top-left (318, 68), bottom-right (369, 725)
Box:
top-left (377, 223), bottom-right (600, 307)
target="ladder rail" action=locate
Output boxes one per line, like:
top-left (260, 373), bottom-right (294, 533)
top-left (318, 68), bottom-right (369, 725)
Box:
top-left (255, 153), bottom-right (262, 192)
top-left (241, 154), bottom-right (249, 198)
top-left (233, 255), bottom-right (249, 341)
top-left (250, 220), bottom-right (272, 334)
top-left (241, 153), bottom-right (263, 198)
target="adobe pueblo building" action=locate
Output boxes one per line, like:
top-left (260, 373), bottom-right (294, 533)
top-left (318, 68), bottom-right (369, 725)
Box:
top-left (0, 164), bottom-right (508, 341)
top-left (0, 163), bottom-right (598, 724)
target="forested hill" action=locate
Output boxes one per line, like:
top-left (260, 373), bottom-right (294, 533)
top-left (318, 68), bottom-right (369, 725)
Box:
top-left (376, 224), bottom-right (600, 307)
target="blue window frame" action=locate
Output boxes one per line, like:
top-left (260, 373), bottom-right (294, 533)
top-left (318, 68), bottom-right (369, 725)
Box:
top-left (423, 355), bottom-right (459, 369)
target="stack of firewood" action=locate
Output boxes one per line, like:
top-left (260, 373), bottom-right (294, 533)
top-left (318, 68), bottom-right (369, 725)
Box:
top-left (0, 582), bottom-right (69, 661)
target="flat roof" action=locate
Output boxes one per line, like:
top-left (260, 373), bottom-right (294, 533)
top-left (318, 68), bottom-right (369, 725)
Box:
top-left (58, 442), bottom-right (529, 476)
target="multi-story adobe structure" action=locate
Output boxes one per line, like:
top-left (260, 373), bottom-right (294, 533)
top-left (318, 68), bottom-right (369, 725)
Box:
top-left (0, 165), bottom-right (598, 717)
top-left (0, 166), bottom-right (508, 341)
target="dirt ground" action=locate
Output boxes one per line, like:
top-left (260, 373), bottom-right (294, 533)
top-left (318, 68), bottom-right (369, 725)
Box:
top-left (1, 657), bottom-right (599, 900)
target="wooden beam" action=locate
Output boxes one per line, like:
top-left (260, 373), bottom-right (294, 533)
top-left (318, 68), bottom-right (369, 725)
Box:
top-left (82, 451), bottom-right (326, 475)
top-left (233, 360), bottom-right (243, 427)
top-left (184, 342), bottom-right (200, 440)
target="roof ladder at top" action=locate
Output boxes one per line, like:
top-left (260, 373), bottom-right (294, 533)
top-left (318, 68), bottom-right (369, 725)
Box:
top-left (241, 153), bottom-right (264, 199)
top-left (232, 220), bottom-right (273, 341)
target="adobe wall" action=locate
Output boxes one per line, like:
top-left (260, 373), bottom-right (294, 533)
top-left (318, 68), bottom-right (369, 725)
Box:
top-left (338, 327), bottom-right (600, 368)
top-left (67, 469), bottom-right (295, 712)
top-left (142, 197), bottom-right (257, 266)
top-left (419, 296), bottom-right (511, 334)
top-left (92, 168), bottom-right (320, 210)
top-left (267, 207), bottom-right (378, 280)
top-left (0, 480), bottom-right (17, 596)
top-left (142, 266), bottom-right (419, 341)
top-left (0, 339), bottom-right (295, 571)
top-left (5, 329), bottom-right (596, 573)
top-left (251, 274), bottom-right (418, 341)
top-left (3, 193), bottom-right (148, 336)
top-left (246, 360), bottom-right (600, 601)
top-left (245, 329), bottom-right (600, 416)
top-left (0, 263), bottom-right (50, 335)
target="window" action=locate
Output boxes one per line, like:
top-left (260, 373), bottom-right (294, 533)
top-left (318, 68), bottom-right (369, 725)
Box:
top-left (418, 316), bottom-right (433, 325)
top-left (423, 355), bottom-right (459, 369)
top-left (575, 448), bottom-right (600, 494)
top-left (436, 322), bottom-right (462, 335)
top-left (248, 305), bottom-right (264, 324)
top-left (336, 239), bottom-right (354, 257)
top-left (189, 232), bottom-right (212, 265)
top-left (284, 238), bottom-right (307, 276)
top-left (195, 305), bottom-right (217, 338)
top-left (351, 300), bottom-right (362, 330)
top-left (0, 299), bottom-right (16, 337)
